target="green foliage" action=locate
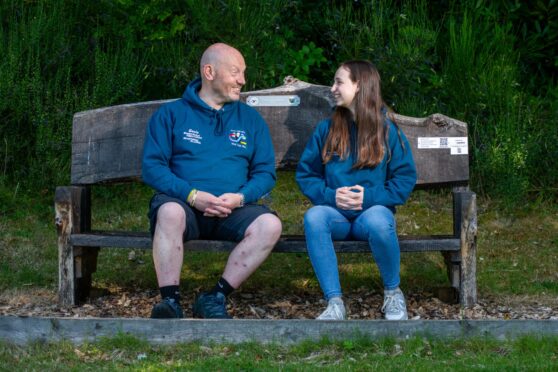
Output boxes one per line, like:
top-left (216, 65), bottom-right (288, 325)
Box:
top-left (442, 11), bottom-right (534, 201)
top-left (468, 0), bottom-right (558, 88)
top-left (0, 1), bottom-right (146, 187)
top-left (115, 0), bottom-right (186, 41)
top-left (284, 42), bottom-right (327, 82)
top-left (382, 2), bottom-right (442, 114)
top-left (525, 90), bottom-right (558, 195)
top-left (0, 0), bottom-right (556, 201)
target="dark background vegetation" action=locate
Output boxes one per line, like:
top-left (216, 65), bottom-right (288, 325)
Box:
top-left (0, 0), bottom-right (557, 207)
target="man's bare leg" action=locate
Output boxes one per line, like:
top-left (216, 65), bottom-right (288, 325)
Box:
top-left (222, 213), bottom-right (282, 288)
top-left (152, 202), bottom-right (186, 286)
top-left (151, 202), bottom-right (186, 318)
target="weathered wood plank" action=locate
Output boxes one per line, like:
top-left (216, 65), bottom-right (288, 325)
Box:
top-left (71, 100), bottom-right (175, 184)
top-left (443, 187), bottom-right (471, 290)
top-left (69, 233), bottom-right (460, 252)
top-left (70, 80), bottom-right (469, 186)
top-left (55, 187), bottom-right (86, 306)
top-left (393, 112), bottom-right (469, 185)
top-left (442, 251), bottom-right (461, 290)
top-left (459, 192), bottom-right (478, 307)
top-left (55, 186), bottom-right (99, 306)
top-left (55, 187), bottom-right (75, 306)
top-left (2, 317), bottom-right (557, 346)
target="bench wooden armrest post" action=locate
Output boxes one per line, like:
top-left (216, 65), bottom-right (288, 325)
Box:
top-left (55, 186), bottom-right (98, 306)
top-left (451, 188), bottom-right (478, 307)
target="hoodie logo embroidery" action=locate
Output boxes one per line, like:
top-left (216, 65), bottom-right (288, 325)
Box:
top-left (183, 129), bottom-right (202, 144)
top-left (229, 130), bottom-right (247, 148)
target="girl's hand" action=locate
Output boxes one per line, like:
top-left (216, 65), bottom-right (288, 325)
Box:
top-left (335, 185), bottom-right (364, 210)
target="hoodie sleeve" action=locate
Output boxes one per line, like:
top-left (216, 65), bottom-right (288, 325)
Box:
top-left (362, 120), bottom-right (417, 209)
top-left (295, 121), bottom-right (337, 206)
top-left (142, 106), bottom-right (194, 200)
top-left (238, 113), bottom-right (276, 203)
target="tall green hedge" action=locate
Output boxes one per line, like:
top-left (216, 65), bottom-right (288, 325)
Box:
top-left (0, 0), bottom-right (556, 202)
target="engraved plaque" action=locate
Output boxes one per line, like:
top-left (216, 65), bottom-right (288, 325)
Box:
top-left (246, 95), bottom-right (300, 107)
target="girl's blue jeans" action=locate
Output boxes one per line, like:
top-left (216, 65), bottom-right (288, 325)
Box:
top-left (304, 205), bottom-right (401, 300)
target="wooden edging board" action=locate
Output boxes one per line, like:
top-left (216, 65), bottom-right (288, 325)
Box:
top-left (1, 317), bottom-right (557, 345)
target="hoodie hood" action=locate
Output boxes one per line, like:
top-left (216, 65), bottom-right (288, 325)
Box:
top-left (182, 77), bottom-right (239, 136)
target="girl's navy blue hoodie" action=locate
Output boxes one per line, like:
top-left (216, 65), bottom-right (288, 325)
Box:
top-left (296, 117), bottom-right (417, 219)
top-left (142, 78), bottom-right (276, 203)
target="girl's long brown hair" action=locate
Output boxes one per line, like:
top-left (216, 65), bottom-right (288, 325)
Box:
top-left (323, 60), bottom-right (395, 169)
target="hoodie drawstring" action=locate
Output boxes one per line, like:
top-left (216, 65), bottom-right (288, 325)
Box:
top-left (212, 110), bottom-right (224, 136)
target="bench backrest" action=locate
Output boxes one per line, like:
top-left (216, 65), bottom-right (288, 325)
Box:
top-left (71, 79), bottom-right (469, 187)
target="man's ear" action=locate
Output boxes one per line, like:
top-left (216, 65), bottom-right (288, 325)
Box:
top-left (202, 64), bottom-right (215, 81)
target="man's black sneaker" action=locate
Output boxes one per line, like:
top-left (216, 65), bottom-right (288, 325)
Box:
top-left (150, 297), bottom-right (184, 318)
top-left (192, 292), bottom-right (232, 319)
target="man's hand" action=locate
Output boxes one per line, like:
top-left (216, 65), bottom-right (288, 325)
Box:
top-left (194, 191), bottom-right (232, 217)
top-left (335, 185), bottom-right (364, 210)
top-left (218, 193), bottom-right (244, 210)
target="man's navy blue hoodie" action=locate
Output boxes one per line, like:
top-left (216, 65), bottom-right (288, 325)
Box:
top-left (142, 78), bottom-right (276, 203)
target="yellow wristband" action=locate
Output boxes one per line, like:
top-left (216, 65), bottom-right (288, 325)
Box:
top-left (190, 191), bottom-right (198, 208)
top-left (187, 189), bottom-right (197, 205)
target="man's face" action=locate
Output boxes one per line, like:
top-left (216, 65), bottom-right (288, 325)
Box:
top-left (212, 53), bottom-right (246, 104)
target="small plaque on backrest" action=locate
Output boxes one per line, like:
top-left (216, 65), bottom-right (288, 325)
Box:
top-left (240, 79), bottom-right (334, 169)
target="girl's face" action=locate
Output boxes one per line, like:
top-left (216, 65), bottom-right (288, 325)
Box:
top-left (331, 67), bottom-right (359, 112)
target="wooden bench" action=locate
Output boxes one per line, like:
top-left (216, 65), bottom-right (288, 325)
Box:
top-left (55, 79), bottom-right (477, 308)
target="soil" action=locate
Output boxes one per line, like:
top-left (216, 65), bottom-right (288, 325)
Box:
top-left (1, 287), bottom-right (557, 320)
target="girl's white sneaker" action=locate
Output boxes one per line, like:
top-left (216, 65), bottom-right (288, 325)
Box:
top-left (382, 288), bottom-right (408, 320)
top-left (317, 297), bottom-right (346, 320)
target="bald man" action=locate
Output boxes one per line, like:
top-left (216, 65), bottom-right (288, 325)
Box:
top-left (142, 43), bottom-right (282, 319)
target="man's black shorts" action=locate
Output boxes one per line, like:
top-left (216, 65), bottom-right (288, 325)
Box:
top-left (148, 193), bottom-right (275, 242)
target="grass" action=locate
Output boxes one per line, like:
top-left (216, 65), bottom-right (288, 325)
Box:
top-left (1, 171), bottom-right (557, 302)
top-left (0, 334), bottom-right (557, 370)
top-left (1, 173), bottom-right (557, 368)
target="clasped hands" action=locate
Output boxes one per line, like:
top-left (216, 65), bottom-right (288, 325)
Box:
top-left (335, 185), bottom-right (364, 210)
top-left (194, 191), bottom-right (243, 217)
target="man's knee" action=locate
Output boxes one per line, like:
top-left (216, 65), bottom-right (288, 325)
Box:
top-left (156, 202), bottom-right (187, 232)
top-left (246, 213), bottom-right (282, 243)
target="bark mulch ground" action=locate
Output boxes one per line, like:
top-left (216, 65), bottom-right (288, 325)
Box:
top-left (1, 288), bottom-right (557, 320)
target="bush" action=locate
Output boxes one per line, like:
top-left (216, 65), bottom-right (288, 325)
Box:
top-left (0, 1), bottom-right (146, 187)
top-left (0, 0), bottom-right (556, 202)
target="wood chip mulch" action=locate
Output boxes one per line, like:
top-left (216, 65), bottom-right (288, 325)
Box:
top-left (1, 288), bottom-right (557, 320)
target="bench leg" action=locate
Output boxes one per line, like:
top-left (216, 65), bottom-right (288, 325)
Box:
top-left (442, 251), bottom-right (461, 289)
top-left (459, 193), bottom-right (478, 307)
top-left (55, 186), bottom-right (95, 306)
top-left (74, 247), bottom-right (99, 303)
top-left (452, 191), bottom-right (477, 307)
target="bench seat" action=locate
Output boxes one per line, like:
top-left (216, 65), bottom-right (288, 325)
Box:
top-left (70, 232), bottom-right (461, 253)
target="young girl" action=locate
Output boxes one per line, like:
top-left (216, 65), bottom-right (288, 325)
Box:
top-left (295, 61), bottom-right (417, 320)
